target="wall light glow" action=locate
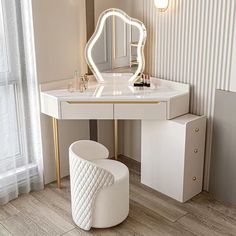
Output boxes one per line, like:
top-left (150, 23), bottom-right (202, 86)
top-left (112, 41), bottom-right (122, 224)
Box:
top-left (85, 8), bottom-right (147, 84)
top-left (154, 0), bottom-right (169, 12)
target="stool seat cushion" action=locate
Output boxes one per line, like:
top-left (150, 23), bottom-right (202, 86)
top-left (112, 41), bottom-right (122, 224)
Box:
top-left (92, 159), bottom-right (128, 182)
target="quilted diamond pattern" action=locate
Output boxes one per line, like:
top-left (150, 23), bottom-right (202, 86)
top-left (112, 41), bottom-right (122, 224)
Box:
top-left (69, 152), bottom-right (114, 230)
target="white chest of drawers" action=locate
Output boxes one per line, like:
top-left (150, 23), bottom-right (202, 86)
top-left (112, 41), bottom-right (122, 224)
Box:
top-left (141, 114), bottom-right (207, 202)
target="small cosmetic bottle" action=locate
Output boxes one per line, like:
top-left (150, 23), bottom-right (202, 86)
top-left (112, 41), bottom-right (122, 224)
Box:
top-left (134, 73), bottom-right (144, 88)
top-left (74, 70), bottom-right (79, 91)
top-left (142, 74), bottom-right (145, 86)
top-left (68, 82), bottom-right (74, 93)
top-left (79, 76), bottom-right (85, 93)
top-left (144, 74), bottom-right (148, 87)
top-left (84, 73), bottom-right (89, 89)
top-left (146, 74), bottom-right (151, 87)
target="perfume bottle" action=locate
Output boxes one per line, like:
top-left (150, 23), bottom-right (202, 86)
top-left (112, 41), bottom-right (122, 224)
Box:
top-left (146, 74), bottom-right (151, 87)
top-left (143, 74), bottom-right (147, 88)
top-left (74, 70), bottom-right (79, 91)
top-left (79, 76), bottom-right (85, 93)
top-left (134, 73), bottom-right (144, 87)
top-left (67, 82), bottom-right (74, 93)
top-left (83, 73), bottom-right (89, 89)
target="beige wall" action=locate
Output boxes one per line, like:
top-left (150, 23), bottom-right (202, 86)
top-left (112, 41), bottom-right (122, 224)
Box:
top-left (32, 0), bottom-right (89, 184)
top-left (94, 0), bottom-right (132, 21)
top-left (94, 0), bottom-right (143, 22)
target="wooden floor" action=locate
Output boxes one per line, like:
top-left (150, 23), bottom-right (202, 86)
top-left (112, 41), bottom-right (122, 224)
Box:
top-left (0, 156), bottom-right (236, 236)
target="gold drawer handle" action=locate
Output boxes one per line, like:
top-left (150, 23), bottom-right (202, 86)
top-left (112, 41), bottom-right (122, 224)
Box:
top-left (194, 128), bottom-right (199, 133)
top-left (192, 177), bottom-right (197, 181)
top-left (194, 149), bottom-right (198, 153)
top-left (66, 101), bottom-right (160, 105)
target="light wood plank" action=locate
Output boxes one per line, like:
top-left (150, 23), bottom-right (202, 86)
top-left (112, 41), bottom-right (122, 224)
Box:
top-left (117, 216), bottom-right (160, 236)
top-left (31, 188), bottom-right (74, 225)
top-left (1, 212), bottom-right (48, 236)
top-left (192, 192), bottom-right (236, 221)
top-left (129, 200), bottom-right (193, 236)
top-left (49, 177), bottom-right (71, 201)
top-left (180, 197), bottom-right (236, 235)
top-left (10, 194), bottom-right (74, 235)
top-left (0, 224), bottom-right (12, 236)
top-left (63, 227), bottom-right (121, 236)
top-left (178, 213), bottom-right (232, 236)
top-left (0, 203), bottom-right (19, 221)
top-left (130, 180), bottom-right (187, 222)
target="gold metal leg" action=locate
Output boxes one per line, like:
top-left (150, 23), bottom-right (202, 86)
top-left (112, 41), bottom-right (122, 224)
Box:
top-left (114, 119), bottom-right (118, 160)
top-left (52, 118), bottom-right (61, 188)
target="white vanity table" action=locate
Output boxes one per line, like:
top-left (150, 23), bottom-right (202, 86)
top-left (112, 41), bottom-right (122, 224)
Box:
top-left (40, 8), bottom-right (206, 202)
top-left (40, 77), bottom-right (206, 202)
top-left (41, 77), bottom-right (190, 121)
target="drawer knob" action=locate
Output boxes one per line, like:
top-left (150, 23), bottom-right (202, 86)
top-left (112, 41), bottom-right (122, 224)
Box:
top-left (194, 128), bottom-right (199, 132)
top-left (194, 149), bottom-right (198, 153)
top-left (192, 177), bottom-right (197, 181)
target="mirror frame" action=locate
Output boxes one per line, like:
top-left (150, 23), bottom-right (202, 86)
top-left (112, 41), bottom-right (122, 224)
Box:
top-left (85, 8), bottom-right (147, 84)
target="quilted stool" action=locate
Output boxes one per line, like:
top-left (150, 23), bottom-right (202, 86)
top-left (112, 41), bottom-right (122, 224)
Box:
top-left (69, 140), bottom-right (129, 231)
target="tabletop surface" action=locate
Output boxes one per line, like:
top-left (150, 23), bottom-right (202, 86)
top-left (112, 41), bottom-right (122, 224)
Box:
top-left (41, 78), bottom-right (190, 102)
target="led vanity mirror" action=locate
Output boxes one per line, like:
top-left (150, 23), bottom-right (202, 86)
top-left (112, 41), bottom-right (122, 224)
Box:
top-left (85, 8), bottom-right (147, 84)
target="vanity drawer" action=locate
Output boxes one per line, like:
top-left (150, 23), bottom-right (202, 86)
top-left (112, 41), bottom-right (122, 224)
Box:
top-left (182, 116), bottom-right (207, 202)
top-left (114, 102), bottom-right (166, 120)
top-left (61, 102), bottom-right (113, 120)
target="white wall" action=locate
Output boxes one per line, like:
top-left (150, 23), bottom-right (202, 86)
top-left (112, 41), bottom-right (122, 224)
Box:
top-left (122, 120), bottom-right (141, 162)
top-left (94, 0), bottom-right (143, 22)
top-left (94, 0), bottom-right (133, 21)
top-left (32, 0), bottom-right (89, 184)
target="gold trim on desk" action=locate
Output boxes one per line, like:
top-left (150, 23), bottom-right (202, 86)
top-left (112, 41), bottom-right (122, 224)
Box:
top-left (66, 101), bottom-right (161, 105)
top-left (52, 118), bottom-right (61, 188)
top-left (114, 119), bottom-right (118, 160)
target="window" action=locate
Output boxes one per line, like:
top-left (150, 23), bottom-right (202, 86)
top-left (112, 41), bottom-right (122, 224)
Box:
top-left (0, 0), bottom-right (8, 73)
top-left (0, 0), bottom-right (43, 204)
top-left (0, 0), bottom-right (30, 170)
top-left (0, 85), bottom-right (21, 158)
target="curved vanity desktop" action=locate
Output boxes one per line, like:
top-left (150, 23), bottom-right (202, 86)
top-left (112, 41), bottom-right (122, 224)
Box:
top-left (40, 76), bottom-right (206, 203)
top-left (41, 77), bottom-right (190, 121)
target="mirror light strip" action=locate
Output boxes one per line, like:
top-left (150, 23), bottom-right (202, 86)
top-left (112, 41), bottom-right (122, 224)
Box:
top-left (85, 8), bottom-right (147, 84)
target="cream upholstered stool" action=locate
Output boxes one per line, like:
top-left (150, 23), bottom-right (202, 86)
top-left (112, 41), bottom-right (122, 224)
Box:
top-left (69, 140), bottom-right (129, 231)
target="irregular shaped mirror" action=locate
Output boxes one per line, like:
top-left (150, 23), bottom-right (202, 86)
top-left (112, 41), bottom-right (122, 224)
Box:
top-left (85, 8), bottom-right (147, 84)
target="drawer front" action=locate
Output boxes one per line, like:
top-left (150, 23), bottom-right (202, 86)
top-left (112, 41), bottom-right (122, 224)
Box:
top-left (183, 117), bottom-right (207, 201)
top-left (114, 102), bottom-right (166, 120)
top-left (61, 102), bottom-right (113, 120)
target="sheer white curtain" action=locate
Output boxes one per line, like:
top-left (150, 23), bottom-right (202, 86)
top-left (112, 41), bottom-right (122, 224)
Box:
top-left (0, 0), bottom-right (44, 204)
